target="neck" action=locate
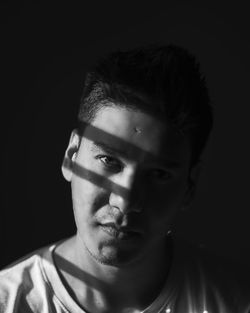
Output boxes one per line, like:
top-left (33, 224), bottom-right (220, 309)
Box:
top-left (55, 235), bottom-right (173, 313)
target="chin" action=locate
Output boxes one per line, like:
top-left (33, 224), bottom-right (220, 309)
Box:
top-left (87, 243), bottom-right (143, 267)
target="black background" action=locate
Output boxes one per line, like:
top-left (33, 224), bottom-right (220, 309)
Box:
top-left (1, 1), bottom-right (250, 269)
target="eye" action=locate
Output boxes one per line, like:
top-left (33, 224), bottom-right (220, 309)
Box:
top-left (96, 155), bottom-right (123, 172)
top-left (149, 169), bottom-right (172, 182)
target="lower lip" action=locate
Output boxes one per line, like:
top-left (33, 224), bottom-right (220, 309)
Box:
top-left (100, 225), bottom-right (139, 241)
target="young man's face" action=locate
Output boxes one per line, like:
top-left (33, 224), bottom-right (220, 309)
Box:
top-left (63, 105), bottom-right (194, 267)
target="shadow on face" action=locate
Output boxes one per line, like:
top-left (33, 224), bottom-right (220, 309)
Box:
top-left (62, 108), bottom-right (194, 205)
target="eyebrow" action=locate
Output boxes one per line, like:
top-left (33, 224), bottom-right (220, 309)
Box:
top-left (91, 141), bottom-right (129, 158)
top-left (91, 141), bottom-right (182, 169)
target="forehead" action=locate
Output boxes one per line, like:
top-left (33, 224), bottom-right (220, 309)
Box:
top-left (83, 104), bottom-right (191, 164)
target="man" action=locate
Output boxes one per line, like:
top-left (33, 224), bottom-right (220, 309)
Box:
top-left (0, 45), bottom-right (249, 312)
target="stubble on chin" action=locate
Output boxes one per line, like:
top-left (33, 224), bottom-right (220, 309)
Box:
top-left (82, 237), bottom-right (121, 266)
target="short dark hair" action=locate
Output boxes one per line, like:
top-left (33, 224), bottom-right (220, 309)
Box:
top-left (78, 44), bottom-right (213, 167)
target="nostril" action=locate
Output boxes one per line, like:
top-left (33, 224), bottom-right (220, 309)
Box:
top-left (109, 191), bottom-right (143, 214)
top-left (109, 192), bottom-right (128, 213)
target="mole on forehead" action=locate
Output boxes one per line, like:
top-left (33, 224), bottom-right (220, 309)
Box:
top-left (134, 127), bottom-right (142, 134)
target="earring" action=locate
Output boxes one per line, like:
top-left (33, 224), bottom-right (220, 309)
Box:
top-left (72, 152), bottom-right (77, 161)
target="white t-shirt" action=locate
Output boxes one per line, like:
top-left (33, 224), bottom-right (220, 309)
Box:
top-left (0, 238), bottom-right (249, 313)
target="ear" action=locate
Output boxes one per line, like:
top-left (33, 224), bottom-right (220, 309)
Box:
top-left (181, 161), bottom-right (202, 211)
top-left (61, 130), bottom-right (81, 182)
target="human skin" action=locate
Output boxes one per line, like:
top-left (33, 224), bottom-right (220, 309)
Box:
top-left (58, 104), bottom-right (197, 312)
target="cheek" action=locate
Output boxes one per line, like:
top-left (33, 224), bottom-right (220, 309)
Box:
top-left (143, 184), bottom-right (186, 237)
top-left (71, 177), bottom-right (94, 208)
top-left (144, 180), bottom-right (188, 220)
top-left (71, 176), bottom-right (109, 219)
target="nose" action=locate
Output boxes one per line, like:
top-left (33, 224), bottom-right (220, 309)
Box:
top-left (109, 167), bottom-right (142, 214)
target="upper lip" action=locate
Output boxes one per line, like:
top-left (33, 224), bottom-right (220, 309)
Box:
top-left (100, 222), bottom-right (141, 234)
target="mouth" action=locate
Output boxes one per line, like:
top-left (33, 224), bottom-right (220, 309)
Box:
top-left (99, 223), bottom-right (141, 241)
